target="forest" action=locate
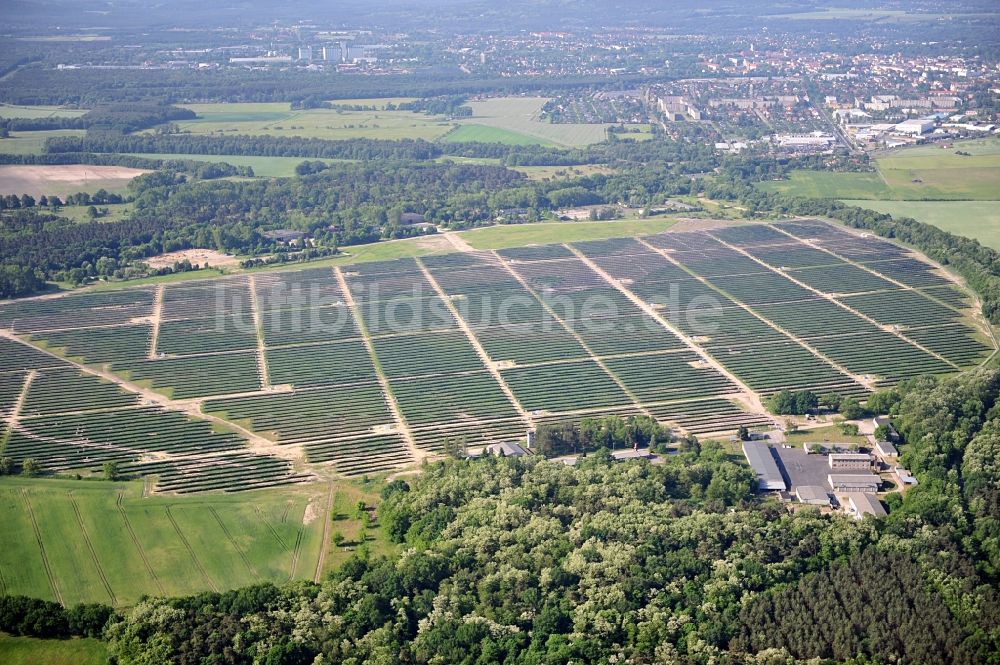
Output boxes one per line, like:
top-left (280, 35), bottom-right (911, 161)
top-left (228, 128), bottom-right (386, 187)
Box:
top-left (1, 370), bottom-right (993, 663)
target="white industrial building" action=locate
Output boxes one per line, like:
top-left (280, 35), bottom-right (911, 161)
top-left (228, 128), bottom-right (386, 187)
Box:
top-left (895, 118), bottom-right (935, 136)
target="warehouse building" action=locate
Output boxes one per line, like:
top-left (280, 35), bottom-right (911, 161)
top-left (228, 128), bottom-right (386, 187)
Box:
top-left (828, 453), bottom-right (872, 471)
top-left (875, 440), bottom-right (899, 458)
top-left (828, 473), bottom-right (881, 493)
top-left (795, 485), bottom-right (831, 506)
top-left (845, 493), bottom-right (887, 519)
top-left (743, 441), bottom-right (786, 491)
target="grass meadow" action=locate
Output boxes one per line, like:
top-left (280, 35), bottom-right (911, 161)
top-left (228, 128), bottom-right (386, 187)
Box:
top-left (458, 97), bottom-right (611, 147)
top-left (173, 102), bottom-right (454, 141)
top-left (0, 635), bottom-right (107, 665)
top-left (840, 200), bottom-right (1000, 250)
top-left (0, 476), bottom-right (329, 605)
top-left (759, 139), bottom-right (1000, 248)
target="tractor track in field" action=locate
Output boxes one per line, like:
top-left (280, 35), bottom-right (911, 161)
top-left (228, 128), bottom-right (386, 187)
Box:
top-left (254, 505), bottom-right (289, 550)
top-left (164, 505), bottom-right (219, 592)
top-left (116, 491), bottom-right (165, 596)
top-left (68, 491), bottom-right (117, 605)
top-left (0, 561), bottom-right (8, 596)
top-left (21, 489), bottom-right (63, 605)
top-left (209, 506), bottom-right (258, 580)
top-left (313, 481), bottom-right (336, 583)
top-left (289, 528), bottom-right (304, 581)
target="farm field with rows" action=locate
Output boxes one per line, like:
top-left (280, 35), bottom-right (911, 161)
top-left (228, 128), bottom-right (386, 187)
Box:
top-left (0, 218), bottom-right (994, 490)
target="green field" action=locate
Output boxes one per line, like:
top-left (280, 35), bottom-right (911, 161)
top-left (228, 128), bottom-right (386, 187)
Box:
top-left (0, 635), bottom-right (106, 665)
top-left (0, 477), bottom-right (328, 605)
top-left (0, 105), bottom-right (87, 120)
top-left (55, 203), bottom-right (133, 224)
top-left (841, 200), bottom-right (1000, 250)
top-left (757, 139), bottom-right (1000, 248)
top-left (759, 139), bottom-right (1000, 201)
top-left (758, 171), bottom-right (892, 199)
top-left (458, 97), bottom-right (611, 147)
top-left (441, 124), bottom-right (553, 146)
top-left (0, 130), bottom-right (86, 155)
top-left (172, 102), bottom-right (454, 141)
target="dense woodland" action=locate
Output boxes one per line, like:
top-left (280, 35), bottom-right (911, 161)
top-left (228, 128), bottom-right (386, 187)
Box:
top-left (1, 370), bottom-right (994, 663)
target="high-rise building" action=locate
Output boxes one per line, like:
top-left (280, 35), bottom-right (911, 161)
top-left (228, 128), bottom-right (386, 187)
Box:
top-left (297, 46), bottom-right (313, 62)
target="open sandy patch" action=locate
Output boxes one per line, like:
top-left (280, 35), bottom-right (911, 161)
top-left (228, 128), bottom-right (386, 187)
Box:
top-left (145, 249), bottom-right (240, 269)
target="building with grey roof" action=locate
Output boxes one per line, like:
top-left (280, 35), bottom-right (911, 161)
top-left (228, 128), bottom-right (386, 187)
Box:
top-left (846, 493), bottom-right (887, 519)
top-left (743, 441), bottom-right (786, 491)
top-left (828, 473), bottom-right (881, 493)
top-left (875, 440), bottom-right (899, 458)
top-left (829, 453), bottom-right (872, 470)
top-left (795, 485), bottom-right (831, 506)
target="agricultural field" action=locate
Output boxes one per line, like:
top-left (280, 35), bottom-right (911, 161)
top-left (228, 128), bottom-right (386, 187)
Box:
top-left (757, 171), bottom-right (891, 199)
top-left (170, 102), bottom-right (454, 141)
top-left (1, 217), bottom-right (991, 494)
top-left (0, 165), bottom-right (148, 198)
top-left (838, 200), bottom-right (1000, 251)
top-left (0, 476), bottom-right (328, 605)
top-left (758, 139), bottom-right (1000, 249)
top-left (0, 104), bottom-right (88, 120)
top-left (457, 97), bottom-right (613, 147)
top-left (759, 139), bottom-right (1000, 201)
top-left (440, 124), bottom-right (554, 146)
top-left (0, 130), bottom-right (86, 155)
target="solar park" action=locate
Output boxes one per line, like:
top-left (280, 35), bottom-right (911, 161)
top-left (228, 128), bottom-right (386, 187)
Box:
top-left (0, 219), bottom-right (994, 493)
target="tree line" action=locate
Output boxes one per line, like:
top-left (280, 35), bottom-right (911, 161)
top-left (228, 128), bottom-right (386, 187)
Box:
top-left (1, 103), bottom-right (196, 134)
